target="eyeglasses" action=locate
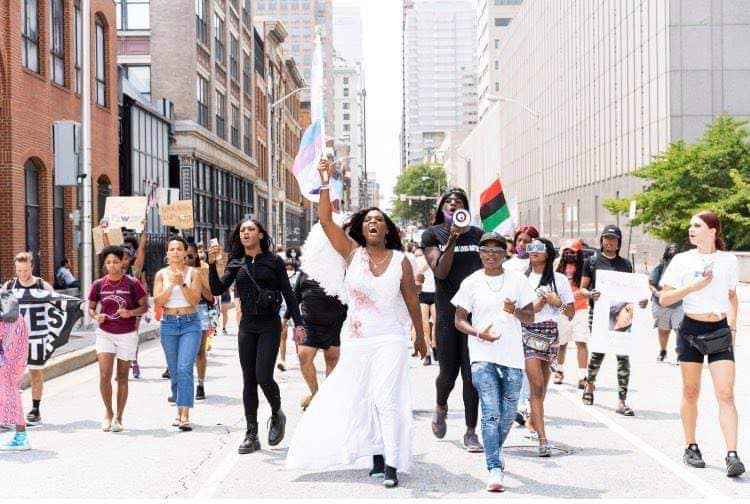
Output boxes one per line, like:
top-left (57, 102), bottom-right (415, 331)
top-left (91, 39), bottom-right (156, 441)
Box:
top-left (526, 242), bottom-right (547, 254)
top-left (479, 246), bottom-right (506, 254)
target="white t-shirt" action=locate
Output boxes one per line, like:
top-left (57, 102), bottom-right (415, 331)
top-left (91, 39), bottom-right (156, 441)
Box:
top-left (526, 271), bottom-right (575, 323)
top-left (503, 256), bottom-right (529, 273)
top-left (451, 269), bottom-right (537, 369)
top-left (660, 249), bottom-right (738, 316)
top-left (416, 255), bottom-right (435, 293)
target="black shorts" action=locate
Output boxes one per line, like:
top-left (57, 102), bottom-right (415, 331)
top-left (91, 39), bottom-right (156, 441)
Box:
top-left (419, 291), bottom-right (435, 305)
top-left (677, 317), bottom-right (734, 364)
top-left (302, 322), bottom-right (344, 350)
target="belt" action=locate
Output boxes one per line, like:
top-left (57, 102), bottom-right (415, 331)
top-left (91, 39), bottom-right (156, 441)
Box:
top-left (163, 307), bottom-right (197, 316)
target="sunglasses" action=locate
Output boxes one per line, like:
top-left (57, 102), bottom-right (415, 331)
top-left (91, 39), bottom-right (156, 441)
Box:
top-left (526, 242), bottom-right (547, 254)
top-left (479, 246), bottom-right (506, 254)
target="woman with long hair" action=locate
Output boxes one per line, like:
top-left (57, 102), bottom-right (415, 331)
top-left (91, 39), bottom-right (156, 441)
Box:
top-left (659, 211), bottom-right (744, 477)
top-left (186, 241), bottom-right (215, 401)
top-left (0, 293), bottom-right (31, 450)
top-left (650, 244), bottom-right (683, 362)
top-left (522, 238), bottom-right (574, 456)
top-left (287, 159), bottom-right (427, 488)
top-left (208, 219), bottom-right (304, 454)
top-left (555, 239), bottom-right (590, 388)
top-left (154, 236), bottom-right (203, 431)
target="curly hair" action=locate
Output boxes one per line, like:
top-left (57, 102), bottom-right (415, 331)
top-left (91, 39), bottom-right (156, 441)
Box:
top-left (228, 218), bottom-right (272, 259)
top-left (347, 207), bottom-right (403, 251)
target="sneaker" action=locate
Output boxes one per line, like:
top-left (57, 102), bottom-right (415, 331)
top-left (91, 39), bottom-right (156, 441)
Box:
top-left (111, 419), bottom-right (123, 433)
top-left (196, 385), bottom-right (206, 401)
top-left (268, 410), bottom-right (286, 446)
top-left (514, 412), bottom-right (526, 427)
top-left (463, 432), bottom-right (484, 453)
top-left (578, 378), bottom-right (588, 390)
top-left (383, 465), bottom-right (398, 488)
top-left (684, 444), bottom-right (706, 468)
top-left (131, 362), bottom-right (141, 379)
top-left (238, 425), bottom-right (261, 454)
top-left (431, 407), bottom-right (447, 439)
top-left (423, 355), bottom-right (432, 366)
top-left (486, 468), bottom-right (505, 492)
top-left (162, 368), bottom-right (171, 379)
top-left (726, 452), bottom-right (746, 478)
top-left (369, 454), bottom-right (385, 478)
top-left (0, 431), bottom-right (30, 451)
top-left (657, 350), bottom-right (667, 362)
top-left (25, 409), bottom-right (41, 425)
top-left (539, 441), bottom-right (552, 457)
top-left (167, 395), bottom-right (176, 404)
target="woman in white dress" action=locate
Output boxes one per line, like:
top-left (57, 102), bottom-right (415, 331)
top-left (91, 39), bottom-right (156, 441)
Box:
top-left (286, 160), bottom-right (428, 488)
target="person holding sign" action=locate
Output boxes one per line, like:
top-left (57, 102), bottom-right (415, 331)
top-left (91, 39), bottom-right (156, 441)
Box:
top-left (88, 246), bottom-right (148, 432)
top-left (452, 232), bottom-right (536, 492)
top-left (3, 253), bottom-right (54, 426)
top-left (154, 236), bottom-right (203, 431)
top-left (659, 211), bottom-right (744, 478)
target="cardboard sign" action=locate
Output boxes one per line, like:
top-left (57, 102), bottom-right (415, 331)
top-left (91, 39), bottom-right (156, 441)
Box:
top-left (103, 196), bottom-right (148, 232)
top-left (92, 226), bottom-right (125, 255)
top-left (159, 200), bottom-right (194, 230)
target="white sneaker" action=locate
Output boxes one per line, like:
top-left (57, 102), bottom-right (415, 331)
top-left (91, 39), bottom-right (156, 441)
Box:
top-left (111, 419), bottom-right (123, 432)
top-left (486, 468), bottom-right (504, 492)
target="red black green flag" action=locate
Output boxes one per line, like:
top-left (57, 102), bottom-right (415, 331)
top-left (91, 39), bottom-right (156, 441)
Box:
top-left (480, 178), bottom-right (511, 232)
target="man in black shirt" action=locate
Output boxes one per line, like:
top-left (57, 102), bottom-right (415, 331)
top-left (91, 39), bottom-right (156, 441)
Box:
top-left (421, 188), bottom-right (484, 452)
top-left (580, 225), bottom-right (637, 416)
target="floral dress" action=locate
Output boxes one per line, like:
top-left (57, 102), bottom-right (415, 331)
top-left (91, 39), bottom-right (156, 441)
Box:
top-left (0, 318), bottom-right (29, 425)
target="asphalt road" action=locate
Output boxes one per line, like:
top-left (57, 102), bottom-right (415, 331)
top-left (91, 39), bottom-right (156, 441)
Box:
top-left (2, 313), bottom-right (749, 499)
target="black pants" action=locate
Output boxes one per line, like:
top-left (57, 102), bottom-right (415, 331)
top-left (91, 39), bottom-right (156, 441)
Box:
top-left (238, 317), bottom-right (282, 429)
top-left (435, 302), bottom-right (478, 429)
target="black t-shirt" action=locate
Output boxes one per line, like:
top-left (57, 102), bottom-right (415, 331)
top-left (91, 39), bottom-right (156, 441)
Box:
top-left (421, 224), bottom-right (483, 307)
top-left (582, 253), bottom-right (633, 308)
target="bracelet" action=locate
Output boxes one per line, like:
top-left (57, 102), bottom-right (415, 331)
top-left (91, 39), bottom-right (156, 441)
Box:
top-left (319, 184), bottom-right (329, 191)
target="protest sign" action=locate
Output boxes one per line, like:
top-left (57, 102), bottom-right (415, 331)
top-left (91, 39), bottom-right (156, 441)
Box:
top-left (589, 270), bottom-right (652, 356)
top-left (92, 226), bottom-right (125, 255)
top-left (159, 200), bottom-right (194, 230)
top-left (103, 196), bottom-right (148, 232)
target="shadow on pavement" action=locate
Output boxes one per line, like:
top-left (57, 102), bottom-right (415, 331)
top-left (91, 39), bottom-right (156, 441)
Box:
top-left (503, 470), bottom-right (608, 498)
top-left (595, 404), bottom-right (680, 421)
top-left (203, 394), bottom-right (243, 406)
top-left (29, 420), bottom-right (102, 434)
top-left (545, 415), bottom-right (606, 429)
top-left (0, 449), bottom-right (58, 463)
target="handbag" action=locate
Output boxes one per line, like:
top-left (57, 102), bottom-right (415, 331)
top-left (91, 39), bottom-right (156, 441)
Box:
top-left (242, 264), bottom-right (281, 313)
top-left (686, 327), bottom-right (732, 355)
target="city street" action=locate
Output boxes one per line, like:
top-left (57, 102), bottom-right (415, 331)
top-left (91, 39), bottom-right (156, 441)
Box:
top-left (2, 312), bottom-right (748, 499)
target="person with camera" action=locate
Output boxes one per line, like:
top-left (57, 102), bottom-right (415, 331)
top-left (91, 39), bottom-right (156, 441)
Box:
top-left (208, 219), bottom-right (305, 455)
top-left (421, 188), bottom-right (484, 452)
top-left (659, 211), bottom-right (744, 477)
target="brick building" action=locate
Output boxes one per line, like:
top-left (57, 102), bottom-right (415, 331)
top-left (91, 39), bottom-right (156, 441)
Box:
top-left (0, 0), bottom-right (119, 280)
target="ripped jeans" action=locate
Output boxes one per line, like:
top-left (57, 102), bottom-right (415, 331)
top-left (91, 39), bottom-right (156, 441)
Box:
top-left (471, 361), bottom-right (523, 471)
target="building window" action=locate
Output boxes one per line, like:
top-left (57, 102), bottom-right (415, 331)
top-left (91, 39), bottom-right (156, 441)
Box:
top-left (95, 19), bottom-right (107, 106)
top-left (254, 30), bottom-right (265, 77)
top-left (25, 161), bottom-right (41, 273)
top-left (229, 34), bottom-right (239, 81)
top-left (494, 18), bottom-right (511, 27)
top-left (50, 0), bottom-right (64, 85)
top-left (124, 64), bottom-right (151, 100)
top-left (243, 115), bottom-right (252, 156)
top-left (343, 113), bottom-right (350, 121)
top-left (215, 90), bottom-right (226, 139)
top-left (53, 185), bottom-right (65, 273)
top-left (97, 176), bottom-right (111, 223)
top-left (22, 0), bottom-right (39, 73)
top-left (494, 38), bottom-right (500, 49)
top-left (197, 74), bottom-right (209, 127)
top-left (343, 77), bottom-right (349, 85)
top-left (343, 102), bottom-right (349, 110)
top-left (343, 87), bottom-right (349, 97)
top-left (116, 0), bottom-right (150, 30)
top-left (75, 2), bottom-right (82, 92)
top-left (494, 60), bottom-right (499, 70)
top-left (242, 50), bottom-right (251, 95)
top-left (195, 0), bottom-right (208, 45)
top-left (230, 104), bottom-right (240, 148)
top-left (343, 124), bottom-right (350, 132)
top-left (242, 0), bottom-right (251, 28)
top-left (213, 14), bottom-right (225, 64)
top-left (495, 81), bottom-right (500, 92)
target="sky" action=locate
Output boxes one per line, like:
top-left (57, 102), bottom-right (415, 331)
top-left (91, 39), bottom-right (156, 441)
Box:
top-left (336, 0), bottom-right (403, 210)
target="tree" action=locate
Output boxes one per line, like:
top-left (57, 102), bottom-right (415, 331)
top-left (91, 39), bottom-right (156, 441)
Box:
top-left (391, 163), bottom-right (447, 226)
top-left (604, 115), bottom-right (750, 250)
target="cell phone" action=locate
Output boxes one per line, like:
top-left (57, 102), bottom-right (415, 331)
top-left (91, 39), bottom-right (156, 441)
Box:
top-left (210, 238), bottom-right (219, 248)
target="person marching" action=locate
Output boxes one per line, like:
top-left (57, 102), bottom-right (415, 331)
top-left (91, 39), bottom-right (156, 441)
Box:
top-left (555, 239), bottom-right (591, 388)
top-left (421, 188), bottom-right (484, 452)
top-left (186, 241), bottom-right (215, 401)
top-left (452, 232), bottom-right (536, 492)
top-left (88, 246), bottom-right (148, 432)
top-left (659, 211), bottom-right (744, 477)
top-left (121, 235), bottom-right (147, 380)
top-left (580, 225), bottom-right (637, 416)
top-left (649, 244), bottom-right (683, 362)
top-left (287, 159), bottom-right (427, 488)
top-left (277, 258), bottom-right (300, 373)
top-left (208, 219), bottom-right (304, 454)
top-left (3, 253), bottom-right (54, 426)
top-left (0, 292), bottom-right (31, 450)
top-left (522, 238), bottom-right (574, 456)
top-left (415, 246), bottom-right (437, 365)
top-left (153, 236), bottom-right (203, 431)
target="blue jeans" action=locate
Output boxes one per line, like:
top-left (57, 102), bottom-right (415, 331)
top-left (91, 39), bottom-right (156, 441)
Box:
top-left (160, 313), bottom-right (202, 408)
top-left (471, 362), bottom-right (523, 471)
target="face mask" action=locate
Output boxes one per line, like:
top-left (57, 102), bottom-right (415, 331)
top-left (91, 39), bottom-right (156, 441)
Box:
top-left (515, 244), bottom-right (528, 259)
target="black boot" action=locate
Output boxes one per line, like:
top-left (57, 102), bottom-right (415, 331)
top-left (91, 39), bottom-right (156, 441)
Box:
top-left (268, 409), bottom-right (286, 446)
top-left (238, 423), bottom-right (261, 454)
top-left (384, 465), bottom-right (398, 488)
top-left (369, 455), bottom-right (385, 478)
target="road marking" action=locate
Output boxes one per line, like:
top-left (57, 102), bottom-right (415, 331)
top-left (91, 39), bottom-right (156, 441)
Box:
top-left (555, 388), bottom-right (728, 499)
top-left (193, 448), bottom-right (240, 499)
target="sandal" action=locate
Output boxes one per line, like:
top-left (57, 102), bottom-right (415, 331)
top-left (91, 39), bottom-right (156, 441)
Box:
top-left (179, 420), bottom-right (193, 431)
top-left (616, 405), bottom-right (635, 417)
top-left (538, 440), bottom-right (551, 457)
top-left (553, 371), bottom-right (564, 385)
top-left (582, 384), bottom-right (594, 405)
top-left (172, 418), bottom-right (181, 427)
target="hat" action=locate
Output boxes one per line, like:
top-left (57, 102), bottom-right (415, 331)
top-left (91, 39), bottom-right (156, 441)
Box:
top-left (601, 225), bottom-right (622, 240)
top-left (560, 238), bottom-right (583, 252)
top-left (480, 232), bottom-right (507, 247)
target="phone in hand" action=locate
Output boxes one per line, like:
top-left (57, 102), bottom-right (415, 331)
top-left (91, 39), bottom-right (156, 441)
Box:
top-left (210, 238), bottom-right (219, 248)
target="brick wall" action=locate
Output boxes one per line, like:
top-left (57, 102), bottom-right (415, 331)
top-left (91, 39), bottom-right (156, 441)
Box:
top-left (0, 0), bottom-right (119, 282)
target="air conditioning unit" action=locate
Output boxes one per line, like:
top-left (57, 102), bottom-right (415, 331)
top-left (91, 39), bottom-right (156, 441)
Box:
top-left (53, 121), bottom-right (81, 186)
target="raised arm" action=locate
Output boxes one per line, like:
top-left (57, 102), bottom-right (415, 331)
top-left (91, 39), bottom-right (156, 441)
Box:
top-left (318, 159), bottom-right (357, 260)
top-left (400, 257), bottom-right (427, 358)
top-left (132, 233), bottom-right (148, 278)
top-left (207, 244), bottom-right (240, 296)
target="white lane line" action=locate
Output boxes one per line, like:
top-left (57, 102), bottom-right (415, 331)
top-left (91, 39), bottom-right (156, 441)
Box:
top-left (555, 388), bottom-right (728, 499)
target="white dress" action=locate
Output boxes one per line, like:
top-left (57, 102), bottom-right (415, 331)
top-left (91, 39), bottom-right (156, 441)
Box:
top-left (286, 247), bottom-right (414, 472)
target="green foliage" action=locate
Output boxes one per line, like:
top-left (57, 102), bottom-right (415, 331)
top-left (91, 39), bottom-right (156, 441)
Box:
top-left (604, 116), bottom-right (750, 250)
top-left (391, 163), bottom-right (447, 226)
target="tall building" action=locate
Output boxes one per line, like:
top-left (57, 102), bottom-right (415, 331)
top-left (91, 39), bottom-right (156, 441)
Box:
top-left (0, 0), bottom-right (119, 279)
top-left (332, 1), bottom-right (363, 67)
top-left (476, 0), bottom-right (523, 119)
top-left (401, 0), bottom-right (477, 169)
top-left (254, 0), bottom-right (335, 135)
top-left (449, 0), bottom-right (750, 265)
top-left (332, 53), bottom-right (365, 210)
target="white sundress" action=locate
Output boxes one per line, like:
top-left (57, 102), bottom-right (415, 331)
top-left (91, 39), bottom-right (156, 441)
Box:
top-left (286, 247), bottom-right (414, 473)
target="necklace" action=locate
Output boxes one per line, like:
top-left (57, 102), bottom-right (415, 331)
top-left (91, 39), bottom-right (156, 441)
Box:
top-left (367, 249), bottom-right (390, 268)
top-left (484, 274), bottom-right (505, 293)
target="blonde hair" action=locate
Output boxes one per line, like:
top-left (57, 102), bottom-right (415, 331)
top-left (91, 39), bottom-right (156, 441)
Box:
top-left (14, 252), bottom-right (33, 264)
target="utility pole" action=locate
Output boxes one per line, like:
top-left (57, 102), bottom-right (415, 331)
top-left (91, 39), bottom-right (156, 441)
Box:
top-left (80, 0), bottom-right (93, 318)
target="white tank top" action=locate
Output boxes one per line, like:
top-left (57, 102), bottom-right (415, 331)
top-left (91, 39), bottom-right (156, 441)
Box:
top-left (164, 267), bottom-right (194, 308)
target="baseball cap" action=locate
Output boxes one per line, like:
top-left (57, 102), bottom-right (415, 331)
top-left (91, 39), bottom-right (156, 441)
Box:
top-left (479, 232), bottom-right (507, 247)
top-left (601, 225), bottom-right (622, 240)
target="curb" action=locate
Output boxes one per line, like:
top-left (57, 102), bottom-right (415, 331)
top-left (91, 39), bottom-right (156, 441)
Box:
top-left (20, 326), bottom-right (161, 390)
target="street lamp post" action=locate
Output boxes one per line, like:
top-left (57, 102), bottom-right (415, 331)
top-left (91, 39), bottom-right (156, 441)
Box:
top-left (487, 94), bottom-right (545, 235)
